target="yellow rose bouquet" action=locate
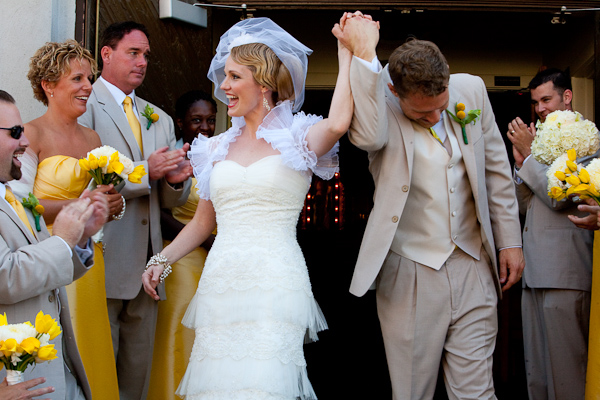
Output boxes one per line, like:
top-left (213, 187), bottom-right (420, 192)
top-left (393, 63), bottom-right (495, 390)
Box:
top-left (547, 148), bottom-right (600, 205)
top-left (532, 110), bottom-right (599, 165)
top-left (0, 311), bottom-right (61, 385)
top-left (79, 145), bottom-right (147, 191)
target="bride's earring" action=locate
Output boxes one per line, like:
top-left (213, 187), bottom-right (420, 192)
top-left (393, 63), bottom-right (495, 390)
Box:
top-left (262, 91), bottom-right (271, 112)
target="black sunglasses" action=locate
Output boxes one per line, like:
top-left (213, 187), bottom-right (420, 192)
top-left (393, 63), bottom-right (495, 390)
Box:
top-left (0, 126), bottom-right (24, 140)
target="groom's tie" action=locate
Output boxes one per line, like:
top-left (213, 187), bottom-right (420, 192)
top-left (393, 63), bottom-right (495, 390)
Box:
top-left (429, 127), bottom-right (452, 156)
top-left (5, 187), bottom-right (34, 235)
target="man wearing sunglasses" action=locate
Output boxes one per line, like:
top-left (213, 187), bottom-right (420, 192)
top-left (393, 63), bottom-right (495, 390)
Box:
top-left (0, 90), bottom-right (109, 399)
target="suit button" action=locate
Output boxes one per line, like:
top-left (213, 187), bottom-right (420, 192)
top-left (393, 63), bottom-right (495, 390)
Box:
top-left (392, 216), bottom-right (399, 223)
top-left (524, 227), bottom-right (528, 232)
top-left (451, 211), bottom-right (456, 217)
top-left (142, 219), bottom-right (148, 225)
top-left (402, 185), bottom-right (409, 192)
top-left (48, 294), bottom-right (55, 303)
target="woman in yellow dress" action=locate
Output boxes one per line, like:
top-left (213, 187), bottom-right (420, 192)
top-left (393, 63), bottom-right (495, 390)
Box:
top-left (147, 91), bottom-right (217, 399)
top-left (14, 40), bottom-right (121, 399)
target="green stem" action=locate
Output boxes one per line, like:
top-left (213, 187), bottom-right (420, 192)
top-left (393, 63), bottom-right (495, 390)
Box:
top-left (461, 125), bottom-right (468, 144)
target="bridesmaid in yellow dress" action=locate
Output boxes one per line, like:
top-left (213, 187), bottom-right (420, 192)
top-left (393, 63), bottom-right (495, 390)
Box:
top-left (570, 198), bottom-right (600, 399)
top-left (147, 91), bottom-right (217, 399)
top-left (16, 40), bottom-right (121, 399)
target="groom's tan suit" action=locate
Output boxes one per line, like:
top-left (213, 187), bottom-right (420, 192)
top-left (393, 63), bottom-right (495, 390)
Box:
top-left (348, 60), bottom-right (522, 399)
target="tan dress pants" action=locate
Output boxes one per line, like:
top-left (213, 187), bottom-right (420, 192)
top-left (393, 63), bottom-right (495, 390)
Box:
top-left (376, 247), bottom-right (498, 400)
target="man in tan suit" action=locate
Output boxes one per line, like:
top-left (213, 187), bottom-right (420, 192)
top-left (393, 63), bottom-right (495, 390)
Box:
top-left (79, 22), bottom-right (191, 399)
top-left (0, 90), bottom-right (108, 399)
top-left (508, 69), bottom-right (593, 400)
top-left (333, 13), bottom-right (524, 399)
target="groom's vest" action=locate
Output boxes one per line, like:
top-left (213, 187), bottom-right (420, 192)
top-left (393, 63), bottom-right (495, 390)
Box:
top-left (390, 115), bottom-right (482, 270)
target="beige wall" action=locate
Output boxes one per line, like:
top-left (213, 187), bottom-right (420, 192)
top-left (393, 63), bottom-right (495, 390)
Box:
top-left (0, 0), bottom-right (76, 123)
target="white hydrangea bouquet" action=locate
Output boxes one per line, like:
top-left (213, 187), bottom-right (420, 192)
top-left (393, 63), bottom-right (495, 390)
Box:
top-left (531, 110), bottom-right (599, 165)
top-left (0, 311), bottom-right (61, 385)
top-left (79, 145), bottom-right (146, 190)
top-left (547, 148), bottom-right (600, 205)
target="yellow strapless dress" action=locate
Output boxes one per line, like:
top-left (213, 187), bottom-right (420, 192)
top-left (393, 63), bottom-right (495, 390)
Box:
top-left (587, 232), bottom-right (600, 399)
top-left (34, 155), bottom-right (119, 399)
top-left (147, 178), bottom-right (208, 400)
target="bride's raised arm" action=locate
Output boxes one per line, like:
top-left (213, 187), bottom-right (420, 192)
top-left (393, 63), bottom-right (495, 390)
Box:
top-left (305, 37), bottom-right (353, 159)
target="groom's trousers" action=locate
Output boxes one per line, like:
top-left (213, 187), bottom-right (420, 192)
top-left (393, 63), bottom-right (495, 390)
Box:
top-left (376, 247), bottom-right (498, 400)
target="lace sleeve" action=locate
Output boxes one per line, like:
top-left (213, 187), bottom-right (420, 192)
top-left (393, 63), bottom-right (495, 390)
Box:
top-left (293, 112), bottom-right (339, 180)
top-left (9, 148), bottom-right (38, 198)
top-left (188, 133), bottom-right (232, 200)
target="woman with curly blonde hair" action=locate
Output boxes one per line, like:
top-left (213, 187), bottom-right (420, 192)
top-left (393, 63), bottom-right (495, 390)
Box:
top-left (14, 39), bottom-right (120, 399)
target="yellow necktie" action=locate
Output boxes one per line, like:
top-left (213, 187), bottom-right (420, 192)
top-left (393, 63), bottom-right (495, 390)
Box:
top-left (123, 96), bottom-right (143, 156)
top-left (429, 127), bottom-right (443, 145)
top-left (5, 187), bottom-right (34, 235)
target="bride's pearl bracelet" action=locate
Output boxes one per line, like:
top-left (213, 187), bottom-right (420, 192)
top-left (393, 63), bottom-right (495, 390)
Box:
top-left (145, 253), bottom-right (172, 283)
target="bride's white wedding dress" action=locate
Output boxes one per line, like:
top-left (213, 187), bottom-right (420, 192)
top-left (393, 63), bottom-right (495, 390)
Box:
top-left (175, 101), bottom-right (338, 400)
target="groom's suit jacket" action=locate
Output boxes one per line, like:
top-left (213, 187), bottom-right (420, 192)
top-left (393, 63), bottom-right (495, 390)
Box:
top-left (348, 60), bottom-right (522, 297)
top-left (79, 79), bottom-right (190, 300)
top-left (0, 193), bottom-right (92, 400)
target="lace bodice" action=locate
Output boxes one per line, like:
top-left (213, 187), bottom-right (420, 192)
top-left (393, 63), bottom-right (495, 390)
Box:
top-left (196, 155), bottom-right (313, 296)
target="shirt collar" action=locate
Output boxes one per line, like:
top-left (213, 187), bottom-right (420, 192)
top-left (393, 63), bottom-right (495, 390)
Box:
top-left (99, 76), bottom-right (137, 112)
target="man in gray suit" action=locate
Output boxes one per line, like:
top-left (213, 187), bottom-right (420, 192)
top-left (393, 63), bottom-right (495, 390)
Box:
top-left (79, 22), bottom-right (191, 400)
top-left (0, 90), bottom-right (108, 399)
top-left (508, 68), bottom-right (592, 400)
top-left (333, 13), bottom-right (524, 399)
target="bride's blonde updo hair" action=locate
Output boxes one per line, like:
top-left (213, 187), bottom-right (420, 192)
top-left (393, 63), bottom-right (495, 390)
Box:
top-left (27, 39), bottom-right (97, 106)
top-left (230, 43), bottom-right (294, 105)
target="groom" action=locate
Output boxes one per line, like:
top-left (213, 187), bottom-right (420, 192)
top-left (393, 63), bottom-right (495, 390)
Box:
top-left (333, 13), bottom-right (524, 399)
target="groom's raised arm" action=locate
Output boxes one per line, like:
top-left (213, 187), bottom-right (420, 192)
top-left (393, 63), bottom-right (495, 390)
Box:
top-left (333, 12), bottom-right (389, 152)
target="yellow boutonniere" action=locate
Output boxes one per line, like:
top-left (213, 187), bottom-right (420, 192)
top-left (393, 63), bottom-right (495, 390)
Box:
top-left (141, 104), bottom-right (159, 130)
top-left (21, 193), bottom-right (44, 232)
top-left (447, 102), bottom-right (481, 144)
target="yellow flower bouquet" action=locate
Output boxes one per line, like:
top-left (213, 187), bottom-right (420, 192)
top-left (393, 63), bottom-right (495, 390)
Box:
top-left (79, 145), bottom-right (147, 190)
top-left (547, 148), bottom-right (600, 205)
top-left (0, 311), bottom-right (61, 385)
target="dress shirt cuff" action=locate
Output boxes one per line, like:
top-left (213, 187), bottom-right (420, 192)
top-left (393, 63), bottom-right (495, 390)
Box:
top-left (354, 55), bottom-right (382, 73)
top-left (513, 154), bottom-right (532, 184)
top-left (75, 238), bottom-right (94, 263)
top-left (499, 246), bottom-right (522, 251)
top-left (55, 236), bottom-right (94, 264)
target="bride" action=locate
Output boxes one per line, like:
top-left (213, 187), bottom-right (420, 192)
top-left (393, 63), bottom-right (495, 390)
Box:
top-left (143, 16), bottom-right (354, 399)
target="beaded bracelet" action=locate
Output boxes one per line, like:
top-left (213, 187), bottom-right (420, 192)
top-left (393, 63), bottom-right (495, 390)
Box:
top-left (145, 253), bottom-right (172, 283)
top-left (112, 196), bottom-right (126, 221)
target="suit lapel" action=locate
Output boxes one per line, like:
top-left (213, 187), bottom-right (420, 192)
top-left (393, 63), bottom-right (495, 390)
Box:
top-left (135, 97), bottom-right (155, 156)
top-left (0, 200), bottom-right (38, 243)
top-left (383, 66), bottom-right (414, 176)
top-left (447, 88), bottom-right (479, 203)
top-left (94, 81), bottom-right (144, 161)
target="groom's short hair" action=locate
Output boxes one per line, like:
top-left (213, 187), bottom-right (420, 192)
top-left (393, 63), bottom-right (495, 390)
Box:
top-left (388, 39), bottom-right (449, 99)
